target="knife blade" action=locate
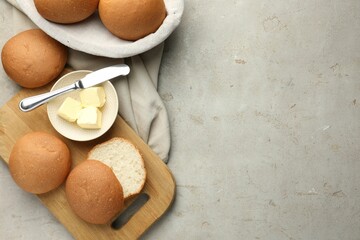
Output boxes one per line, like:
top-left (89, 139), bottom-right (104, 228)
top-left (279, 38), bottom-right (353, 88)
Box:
top-left (78, 64), bottom-right (130, 88)
top-left (19, 64), bottom-right (130, 112)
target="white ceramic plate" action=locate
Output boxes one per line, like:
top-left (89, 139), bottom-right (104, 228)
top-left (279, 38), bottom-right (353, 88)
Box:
top-left (16, 0), bottom-right (184, 58)
top-left (47, 70), bottom-right (118, 141)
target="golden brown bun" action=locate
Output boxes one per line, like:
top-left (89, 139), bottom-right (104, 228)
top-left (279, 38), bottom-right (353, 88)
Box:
top-left (99, 0), bottom-right (166, 41)
top-left (65, 160), bottom-right (124, 224)
top-left (1, 29), bottom-right (67, 88)
top-left (9, 132), bottom-right (71, 194)
top-left (34, 0), bottom-right (99, 24)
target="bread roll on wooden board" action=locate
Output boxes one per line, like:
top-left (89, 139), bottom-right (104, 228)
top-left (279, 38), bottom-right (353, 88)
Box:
top-left (9, 131), bottom-right (71, 194)
top-left (66, 160), bottom-right (124, 224)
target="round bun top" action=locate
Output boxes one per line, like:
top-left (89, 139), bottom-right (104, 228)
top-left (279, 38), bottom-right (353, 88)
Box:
top-left (34, 0), bottom-right (100, 24)
top-left (65, 160), bottom-right (124, 224)
top-left (1, 29), bottom-right (67, 88)
top-left (99, 0), bottom-right (166, 41)
top-left (9, 131), bottom-right (71, 194)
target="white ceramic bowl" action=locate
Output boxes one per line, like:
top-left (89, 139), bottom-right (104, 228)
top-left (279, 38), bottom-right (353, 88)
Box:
top-left (47, 70), bottom-right (119, 141)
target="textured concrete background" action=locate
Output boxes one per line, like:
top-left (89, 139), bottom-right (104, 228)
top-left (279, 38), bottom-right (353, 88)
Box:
top-left (1, 0), bottom-right (360, 239)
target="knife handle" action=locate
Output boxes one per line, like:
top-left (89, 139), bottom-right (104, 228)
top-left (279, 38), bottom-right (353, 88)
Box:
top-left (19, 82), bottom-right (80, 112)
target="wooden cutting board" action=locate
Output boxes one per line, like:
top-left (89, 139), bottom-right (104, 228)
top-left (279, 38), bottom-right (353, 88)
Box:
top-left (0, 71), bottom-right (176, 239)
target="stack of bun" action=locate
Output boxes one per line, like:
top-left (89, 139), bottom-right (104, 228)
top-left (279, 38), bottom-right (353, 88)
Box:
top-left (87, 137), bottom-right (146, 199)
top-left (66, 137), bottom-right (146, 224)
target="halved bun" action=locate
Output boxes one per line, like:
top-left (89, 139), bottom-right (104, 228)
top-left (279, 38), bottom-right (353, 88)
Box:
top-left (9, 131), bottom-right (71, 194)
top-left (65, 160), bottom-right (124, 224)
top-left (88, 137), bottom-right (146, 199)
top-left (98, 0), bottom-right (166, 41)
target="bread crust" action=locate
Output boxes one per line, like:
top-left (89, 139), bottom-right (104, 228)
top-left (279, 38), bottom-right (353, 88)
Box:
top-left (98, 0), bottom-right (166, 41)
top-left (65, 160), bottom-right (124, 224)
top-left (34, 0), bottom-right (99, 24)
top-left (8, 131), bottom-right (71, 194)
top-left (87, 137), bottom-right (146, 199)
top-left (1, 29), bottom-right (67, 88)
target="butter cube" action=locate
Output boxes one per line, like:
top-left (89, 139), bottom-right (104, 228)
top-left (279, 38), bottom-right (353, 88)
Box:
top-left (57, 97), bottom-right (82, 122)
top-left (80, 87), bottom-right (106, 108)
top-left (77, 106), bottom-right (102, 129)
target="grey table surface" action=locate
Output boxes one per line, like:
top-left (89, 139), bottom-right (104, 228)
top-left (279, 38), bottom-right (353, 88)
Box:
top-left (1, 0), bottom-right (360, 239)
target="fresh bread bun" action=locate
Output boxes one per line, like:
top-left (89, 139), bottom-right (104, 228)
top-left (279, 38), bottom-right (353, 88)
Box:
top-left (9, 132), bottom-right (71, 194)
top-left (34, 0), bottom-right (99, 24)
top-left (98, 0), bottom-right (166, 41)
top-left (1, 29), bottom-right (67, 88)
top-left (65, 160), bottom-right (124, 224)
top-left (88, 137), bottom-right (146, 199)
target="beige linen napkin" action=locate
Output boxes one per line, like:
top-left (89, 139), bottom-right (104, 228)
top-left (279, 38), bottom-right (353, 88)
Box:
top-left (4, 0), bottom-right (171, 162)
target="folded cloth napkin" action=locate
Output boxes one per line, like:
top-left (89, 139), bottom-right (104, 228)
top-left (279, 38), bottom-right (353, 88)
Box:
top-left (4, 0), bottom-right (171, 163)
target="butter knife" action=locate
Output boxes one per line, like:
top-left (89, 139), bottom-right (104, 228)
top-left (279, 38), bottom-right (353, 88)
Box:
top-left (19, 64), bottom-right (130, 112)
